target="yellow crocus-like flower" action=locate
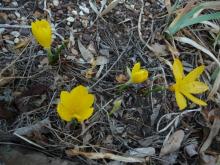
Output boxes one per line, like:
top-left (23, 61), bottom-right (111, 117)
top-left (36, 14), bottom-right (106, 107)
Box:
top-left (31, 19), bottom-right (52, 49)
top-left (130, 62), bottom-right (149, 84)
top-left (170, 58), bottom-right (209, 110)
top-left (57, 85), bottom-right (95, 123)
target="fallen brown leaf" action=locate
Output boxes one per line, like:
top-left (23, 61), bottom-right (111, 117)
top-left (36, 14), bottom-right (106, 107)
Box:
top-left (160, 130), bottom-right (185, 156)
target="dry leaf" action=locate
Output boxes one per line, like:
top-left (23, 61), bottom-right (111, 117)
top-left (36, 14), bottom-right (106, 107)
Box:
top-left (160, 130), bottom-right (185, 156)
top-left (116, 74), bottom-right (127, 83)
top-left (0, 77), bottom-right (14, 87)
top-left (100, 0), bottom-right (121, 16)
top-left (96, 56), bottom-right (109, 65)
top-left (85, 68), bottom-right (95, 79)
top-left (78, 39), bottom-right (94, 63)
top-left (150, 43), bottom-right (167, 56)
top-left (15, 37), bottom-right (30, 49)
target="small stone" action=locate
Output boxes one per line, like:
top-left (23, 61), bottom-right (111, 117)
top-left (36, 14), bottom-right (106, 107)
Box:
top-left (99, 49), bottom-right (109, 57)
top-left (66, 16), bottom-right (75, 22)
top-left (14, 11), bottom-right (20, 18)
top-left (14, 37), bottom-right (19, 44)
top-left (2, 48), bottom-right (8, 52)
top-left (81, 19), bottom-right (88, 28)
top-left (79, 4), bottom-right (90, 14)
top-left (37, 50), bottom-right (44, 56)
top-left (67, 22), bottom-right (71, 26)
top-left (5, 40), bottom-right (14, 45)
top-left (79, 11), bottom-right (84, 16)
top-left (72, 10), bottom-right (78, 15)
top-left (0, 28), bottom-right (5, 34)
top-left (10, 31), bottom-right (20, 38)
top-left (53, 0), bottom-right (59, 7)
top-left (12, 1), bottom-right (18, 6)
top-left (145, 2), bottom-right (150, 6)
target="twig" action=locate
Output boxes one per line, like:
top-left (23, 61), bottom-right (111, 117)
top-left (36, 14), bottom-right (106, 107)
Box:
top-left (66, 149), bottom-right (149, 163)
top-left (14, 133), bottom-right (45, 150)
top-left (157, 108), bottom-right (201, 133)
top-left (0, 24), bottom-right (30, 29)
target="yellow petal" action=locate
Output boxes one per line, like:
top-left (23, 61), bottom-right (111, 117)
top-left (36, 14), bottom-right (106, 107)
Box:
top-left (60, 91), bottom-right (73, 109)
top-left (181, 81), bottom-right (209, 94)
top-left (183, 65), bottom-right (205, 82)
top-left (70, 85), bottom-right (95, 110)
top-left (173, 58), bottom-right (184, 81)
top-left (31, 19), bottom-right (52, 49)
top-left (57, 103), bottom-right (73, 121)
top-left (131, 69), bottom-right (148, 83)
top-left (74, 108), bottom-right (94, 123)
top-left (57, 85), bottom-right (95, 123)
top-left (175, 91), bottom-right (187, 110)
top-left (70, 85), bottom-right (88, 95)
top-left (132, 62), bottom-right (141, 74)
top-left (182, 91), bottom-right (207, 106)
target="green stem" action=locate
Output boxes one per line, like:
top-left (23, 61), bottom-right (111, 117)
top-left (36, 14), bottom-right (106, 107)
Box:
top-left (46, 48), bottom-right (54, 64)
top-left (144, 86), bottom-right (167, 96)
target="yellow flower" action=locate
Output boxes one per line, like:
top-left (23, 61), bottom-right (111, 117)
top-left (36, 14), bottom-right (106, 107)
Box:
top-left (31, 19), bottom-right (52, 49)
top-left (171, 58), bottom-right (209, 110)
top-left (130, 62), bottom-right (149, 84)
top-left (57, 85), bottom-right (95, 123)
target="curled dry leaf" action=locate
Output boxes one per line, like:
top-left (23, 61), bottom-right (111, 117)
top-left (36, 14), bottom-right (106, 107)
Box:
top-left (160, 130), bottom-right (185, 156)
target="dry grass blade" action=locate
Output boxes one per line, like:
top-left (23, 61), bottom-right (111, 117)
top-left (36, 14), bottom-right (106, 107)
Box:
top-left (174, 37), bottom-right (220, 66)
top-left (66, 149), bottom-right (149, 163)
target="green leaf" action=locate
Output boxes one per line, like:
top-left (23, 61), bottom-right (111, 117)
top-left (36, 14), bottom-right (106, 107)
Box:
top-left (166, 2), bottom-right (220, 35)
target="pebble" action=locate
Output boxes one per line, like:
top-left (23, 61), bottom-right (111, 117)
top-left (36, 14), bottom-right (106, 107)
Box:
top-left (14, 11), bottom-right (21, 18)
top-left (5, 40), bottom-right (14, 45)
top-left (12, 1), bottom-right (18, 7)
top-left (66, 16), bottom-right (75, 22)
top-left (79, 4), bottom-right (90, 14)
top-left (14, 37), bottom-right (19, 44)
top-left (81, 19), bottom-right (88, 28)
top-left (72, 10), bottom-right (78, 16)
top-left (99, 49), bottom-right (110, 57)
top-left (0, 28), bottom-right (5, 34)
top-left (53, 0), bottom-right (59, 7)
top-left (79, 11), bottom-right (84, 16)
top-left (10, 31), bottom-right (20, 38)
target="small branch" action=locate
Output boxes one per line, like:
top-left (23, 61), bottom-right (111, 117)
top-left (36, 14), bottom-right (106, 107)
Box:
top-left (66, 149), bottom-right (149, 163)
top-left (0, 24), bottom-right (31, 29)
